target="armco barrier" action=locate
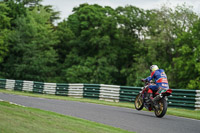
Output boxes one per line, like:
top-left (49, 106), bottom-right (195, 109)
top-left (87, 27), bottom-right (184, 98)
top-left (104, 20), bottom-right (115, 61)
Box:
top-left (22, 80), bottom-right (33, 92)
top-left (120, 86), bottom-right (141, 102)
top-left (0, 78), bottom-right (199, 110)
top-left (100, 84), bottom-right (120, 102)
top-left (196, 90), bottom-right (200, 110)
top-left (5, 79), bottom-right (15, 90)
top-left (68, 83), bottom-right (84, 97)
top-left (168, 89), bottom-right (196, 109)
top-left (0, 79), bottom-right (6, 89)
top-left (43, 83), bottom-right (56, 94)
top-left (33, 81), bottom-right (44, 94)
top-left (83, 84), bottom-right (100, 99)
top-left (14, 80), bottom-right (23, 91)
top-left (56, 83), bottom-right (69, 96)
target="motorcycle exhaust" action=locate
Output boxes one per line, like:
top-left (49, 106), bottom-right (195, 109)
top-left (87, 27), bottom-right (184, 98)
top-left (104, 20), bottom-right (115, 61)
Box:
top-left (153, 94), bottom-right (162, 102)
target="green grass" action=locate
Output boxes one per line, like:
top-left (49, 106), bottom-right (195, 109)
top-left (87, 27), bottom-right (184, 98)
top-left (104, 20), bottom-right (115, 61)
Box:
top-left (167, 108), bottom-right (200, 119)
top-left (0, 101), bottom-right (133, 133)
top-left (0, 89), bottom-right (200, 120)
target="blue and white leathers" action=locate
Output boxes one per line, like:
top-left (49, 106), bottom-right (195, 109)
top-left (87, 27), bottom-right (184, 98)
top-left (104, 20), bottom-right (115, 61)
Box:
top-left (145, 69), bottom-right (169, 92)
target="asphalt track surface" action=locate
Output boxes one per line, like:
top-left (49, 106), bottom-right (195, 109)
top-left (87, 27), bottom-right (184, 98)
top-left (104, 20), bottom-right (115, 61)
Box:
top-left (0, 93), bottom-right (200, 133)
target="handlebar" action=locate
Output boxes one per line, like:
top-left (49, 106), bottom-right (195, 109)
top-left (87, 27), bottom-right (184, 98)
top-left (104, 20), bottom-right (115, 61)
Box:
top-left (141, 79), bottom-right (155, 84)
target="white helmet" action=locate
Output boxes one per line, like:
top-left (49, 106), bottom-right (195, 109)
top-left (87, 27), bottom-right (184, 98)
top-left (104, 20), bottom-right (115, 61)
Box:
top-left (150, 65), bottom-right (159, 72)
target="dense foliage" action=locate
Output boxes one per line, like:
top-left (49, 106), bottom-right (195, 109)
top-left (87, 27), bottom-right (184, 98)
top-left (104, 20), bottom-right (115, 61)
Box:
top-left (0, 0), bottom-right (199, 89)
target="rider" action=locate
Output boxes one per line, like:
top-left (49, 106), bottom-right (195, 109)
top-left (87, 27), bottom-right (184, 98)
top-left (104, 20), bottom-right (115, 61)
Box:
top-left (142, 65), bottom-right (169, 103)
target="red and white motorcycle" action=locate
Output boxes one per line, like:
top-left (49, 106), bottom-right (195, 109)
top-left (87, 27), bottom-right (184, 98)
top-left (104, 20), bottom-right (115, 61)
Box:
top-left (134, 80), bottom-right (172, 118)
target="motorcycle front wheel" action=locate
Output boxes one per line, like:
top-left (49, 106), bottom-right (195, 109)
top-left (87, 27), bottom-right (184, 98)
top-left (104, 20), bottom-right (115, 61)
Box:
top-left (154, 98), bottom-right (167, 118)
top-left (134, 93), bottom-right (144, 110)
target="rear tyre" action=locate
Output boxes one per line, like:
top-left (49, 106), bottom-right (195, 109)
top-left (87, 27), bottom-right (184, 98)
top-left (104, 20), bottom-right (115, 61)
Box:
top-left (135, 93), bottom-right (144, 110)
top-left (154, 98), bottom-right (167, 118)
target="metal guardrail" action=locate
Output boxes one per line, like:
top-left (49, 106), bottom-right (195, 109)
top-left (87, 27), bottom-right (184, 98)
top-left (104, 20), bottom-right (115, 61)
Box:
top-left (56, 83), bottom-right (69, 96)
top-left (0, 79), bottom-right (199, 110)
top-left (83, 84), bottom-right (100, 99)
top-left (196, 90), bottom-right (200, 109)
top-left (168, 89), bottom-right (196, 109)
top-left (120, 86), bottom-right (141, 102)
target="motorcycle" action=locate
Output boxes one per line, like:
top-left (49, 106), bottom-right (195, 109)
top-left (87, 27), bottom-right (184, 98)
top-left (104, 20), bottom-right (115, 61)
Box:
top-left (134, 80), bottom-right (172, 118)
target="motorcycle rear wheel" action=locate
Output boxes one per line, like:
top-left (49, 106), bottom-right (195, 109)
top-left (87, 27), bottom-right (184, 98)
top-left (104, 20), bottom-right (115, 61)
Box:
top-left (135, 93), bottom-right (144, 110)
top-left (154, 98), bottom-right (167, 118)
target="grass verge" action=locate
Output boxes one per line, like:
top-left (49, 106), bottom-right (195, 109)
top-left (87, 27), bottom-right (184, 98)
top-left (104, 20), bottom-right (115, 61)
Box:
top-left (0, 89), bottom-right (200, 120)
top-left (0, 101), bottom-right (133, 133)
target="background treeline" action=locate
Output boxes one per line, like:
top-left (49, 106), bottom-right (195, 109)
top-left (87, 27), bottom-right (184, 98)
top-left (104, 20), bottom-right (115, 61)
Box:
top-left (0, 0), bottom-right (200, 89)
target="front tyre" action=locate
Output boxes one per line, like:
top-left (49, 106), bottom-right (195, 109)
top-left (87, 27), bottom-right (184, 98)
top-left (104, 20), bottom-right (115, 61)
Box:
top-left (135, 93), bottom-right (144, 110)
top-left (154, 98), bottom-right (167, 118)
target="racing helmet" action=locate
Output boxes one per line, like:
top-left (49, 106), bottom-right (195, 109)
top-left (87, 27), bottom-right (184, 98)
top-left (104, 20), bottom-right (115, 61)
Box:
top-left (150, 65), bottom-right (159, 72)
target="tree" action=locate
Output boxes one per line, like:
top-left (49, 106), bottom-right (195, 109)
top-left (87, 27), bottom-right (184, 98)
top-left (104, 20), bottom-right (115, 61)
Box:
top-left (173, 19), bottom-right (200, 89)
top-left (56, 20), bottom-right (75, 63)
top-left (0, 3), bottom-right (11, 66)
top-left (4, 0), bottom-right (42, 26)
top-left (134, 4), bottom-right (199, 88)
top-left (62, 4), bottom-right (120, 84)
top-left (115, 5), bottom-right (148, 86)
top-left (63, 4), bottom-right (150, 85)
top-left (3, 7), bottom-right (59, 82)
top-left (42, 5), bottom-right (60, 24)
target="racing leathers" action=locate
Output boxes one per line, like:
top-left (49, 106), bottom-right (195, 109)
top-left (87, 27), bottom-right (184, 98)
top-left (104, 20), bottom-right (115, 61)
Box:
top-left (144, 69), bottom-right (169, 103)
top-left (145, 69), bottom-right (169, 92)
